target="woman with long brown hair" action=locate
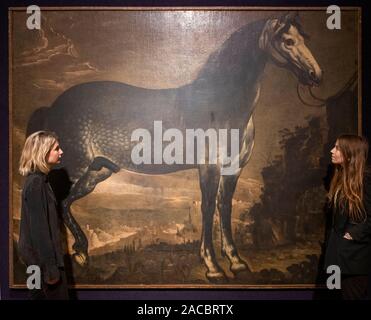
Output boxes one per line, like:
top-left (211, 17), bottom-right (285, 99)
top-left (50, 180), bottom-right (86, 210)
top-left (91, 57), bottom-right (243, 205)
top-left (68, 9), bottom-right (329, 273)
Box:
top-left (325, 134), bottom-right (371, 299)
top-left (18, 131), bottom-right (69, 299)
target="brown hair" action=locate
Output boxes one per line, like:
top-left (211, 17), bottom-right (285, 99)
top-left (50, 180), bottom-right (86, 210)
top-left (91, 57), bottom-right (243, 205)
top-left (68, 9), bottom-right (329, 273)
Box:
top-left (19, 131), bottom-right (59, 176)
top-left (328, 134), bottom-right (369, 222)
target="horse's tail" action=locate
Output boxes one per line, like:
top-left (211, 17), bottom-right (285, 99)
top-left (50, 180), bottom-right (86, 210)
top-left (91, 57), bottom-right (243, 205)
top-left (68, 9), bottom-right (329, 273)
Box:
top-left (26, 107), bottom-right (50, 137)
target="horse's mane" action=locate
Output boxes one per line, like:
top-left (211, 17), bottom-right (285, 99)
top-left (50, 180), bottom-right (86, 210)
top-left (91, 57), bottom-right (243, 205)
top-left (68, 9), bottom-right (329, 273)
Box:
top-left (195, 19), bottom-right (268, 83)
top-left (195, 16), bottom-right (308, 84)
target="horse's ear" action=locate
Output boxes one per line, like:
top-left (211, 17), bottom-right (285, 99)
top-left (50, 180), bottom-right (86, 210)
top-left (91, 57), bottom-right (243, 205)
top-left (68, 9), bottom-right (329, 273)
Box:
top-left (278, 11), bottom-right (299, 25)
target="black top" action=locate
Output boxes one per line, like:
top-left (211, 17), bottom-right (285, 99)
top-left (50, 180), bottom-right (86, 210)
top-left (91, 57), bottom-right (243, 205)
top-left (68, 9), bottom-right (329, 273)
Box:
top-left (324, 171), bottom-right (371, 275)
top-left (18, 171), bottom-right (65, 283)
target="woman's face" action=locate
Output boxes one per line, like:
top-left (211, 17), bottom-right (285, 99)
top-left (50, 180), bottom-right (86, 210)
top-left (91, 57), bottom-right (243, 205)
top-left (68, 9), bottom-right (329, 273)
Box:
top-left (331, 140), bottom-right (344, 164)
top-left (46, 141), bottom-right (63, 166)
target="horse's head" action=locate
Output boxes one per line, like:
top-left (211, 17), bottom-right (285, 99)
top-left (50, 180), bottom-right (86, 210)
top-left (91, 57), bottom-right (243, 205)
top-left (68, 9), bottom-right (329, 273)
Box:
top-left (259, 12), bottom-right (322, 87)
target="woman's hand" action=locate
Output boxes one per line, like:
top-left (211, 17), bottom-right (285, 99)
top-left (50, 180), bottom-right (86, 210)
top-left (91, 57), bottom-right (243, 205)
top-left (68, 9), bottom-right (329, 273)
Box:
top-left (343, 232), bottom-right (353, 240)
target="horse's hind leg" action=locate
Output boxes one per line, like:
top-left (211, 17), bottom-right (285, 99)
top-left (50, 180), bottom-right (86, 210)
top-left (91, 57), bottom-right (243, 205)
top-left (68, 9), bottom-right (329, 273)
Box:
top-left (62, 157), bottom-right (119, 266)
top-left (198, 165), bottom-right (227, 282)
top-left (217, 174), bottom-right (250, 274)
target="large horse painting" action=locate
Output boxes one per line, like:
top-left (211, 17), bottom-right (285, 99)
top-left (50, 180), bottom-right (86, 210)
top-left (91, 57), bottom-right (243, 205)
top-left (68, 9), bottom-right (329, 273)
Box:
top-left (10, 8), bottom-right (360, 287)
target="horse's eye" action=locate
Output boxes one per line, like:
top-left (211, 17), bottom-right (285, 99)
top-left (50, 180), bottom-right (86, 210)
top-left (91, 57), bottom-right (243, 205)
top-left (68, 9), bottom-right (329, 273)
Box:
top-left (284, 38), bottom-right (295, 47)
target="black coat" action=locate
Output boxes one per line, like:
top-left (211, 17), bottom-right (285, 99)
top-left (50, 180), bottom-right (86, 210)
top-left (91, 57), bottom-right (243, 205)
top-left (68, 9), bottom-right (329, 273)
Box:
top-left (18, 171), bottom-right (65, 283)
top-left (324, 172), bottom-right (371, 275)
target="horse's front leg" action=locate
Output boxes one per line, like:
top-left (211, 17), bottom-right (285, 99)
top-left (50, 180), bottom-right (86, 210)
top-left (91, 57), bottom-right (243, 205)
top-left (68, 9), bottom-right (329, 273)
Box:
top-left (198, 165), bottom-right (226, 282)
top-left (216, 116), bottom-right (254, 274)
top-left (217, 174), bottom-right (250, 274)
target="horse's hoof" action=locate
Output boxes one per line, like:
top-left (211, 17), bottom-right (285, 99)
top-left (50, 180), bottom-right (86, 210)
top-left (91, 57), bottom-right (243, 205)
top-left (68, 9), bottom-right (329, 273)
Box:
top-left (230, 261), bottom-right (250, 274)
top-left (73, 252), bottom-right (88, 267)
top-left (206, 270), bottom-right (228, 283)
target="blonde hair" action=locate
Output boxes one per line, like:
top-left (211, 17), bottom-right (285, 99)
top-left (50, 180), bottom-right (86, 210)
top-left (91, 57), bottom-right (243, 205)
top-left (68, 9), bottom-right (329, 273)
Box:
top-left (328, 134), bottom-right (369, 222)
top-left (19, 131), bottom-right (59, 176)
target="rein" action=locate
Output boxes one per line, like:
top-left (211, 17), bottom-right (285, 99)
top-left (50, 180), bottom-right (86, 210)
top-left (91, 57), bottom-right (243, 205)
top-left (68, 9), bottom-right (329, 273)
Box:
top-left (296, 71), bottom-right (357, 108)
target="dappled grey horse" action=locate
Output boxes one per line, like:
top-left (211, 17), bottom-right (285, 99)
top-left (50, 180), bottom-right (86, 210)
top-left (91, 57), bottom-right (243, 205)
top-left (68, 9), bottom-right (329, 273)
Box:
top-left (27, 13), bottom-right (322, 281)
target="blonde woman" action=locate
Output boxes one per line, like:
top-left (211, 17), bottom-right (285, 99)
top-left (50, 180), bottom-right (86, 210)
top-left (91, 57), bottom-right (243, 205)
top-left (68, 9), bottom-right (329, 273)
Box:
top-left (18, 131), bottom-right (68, 300)
top-left (325, 134), bottom-right (371, 299)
